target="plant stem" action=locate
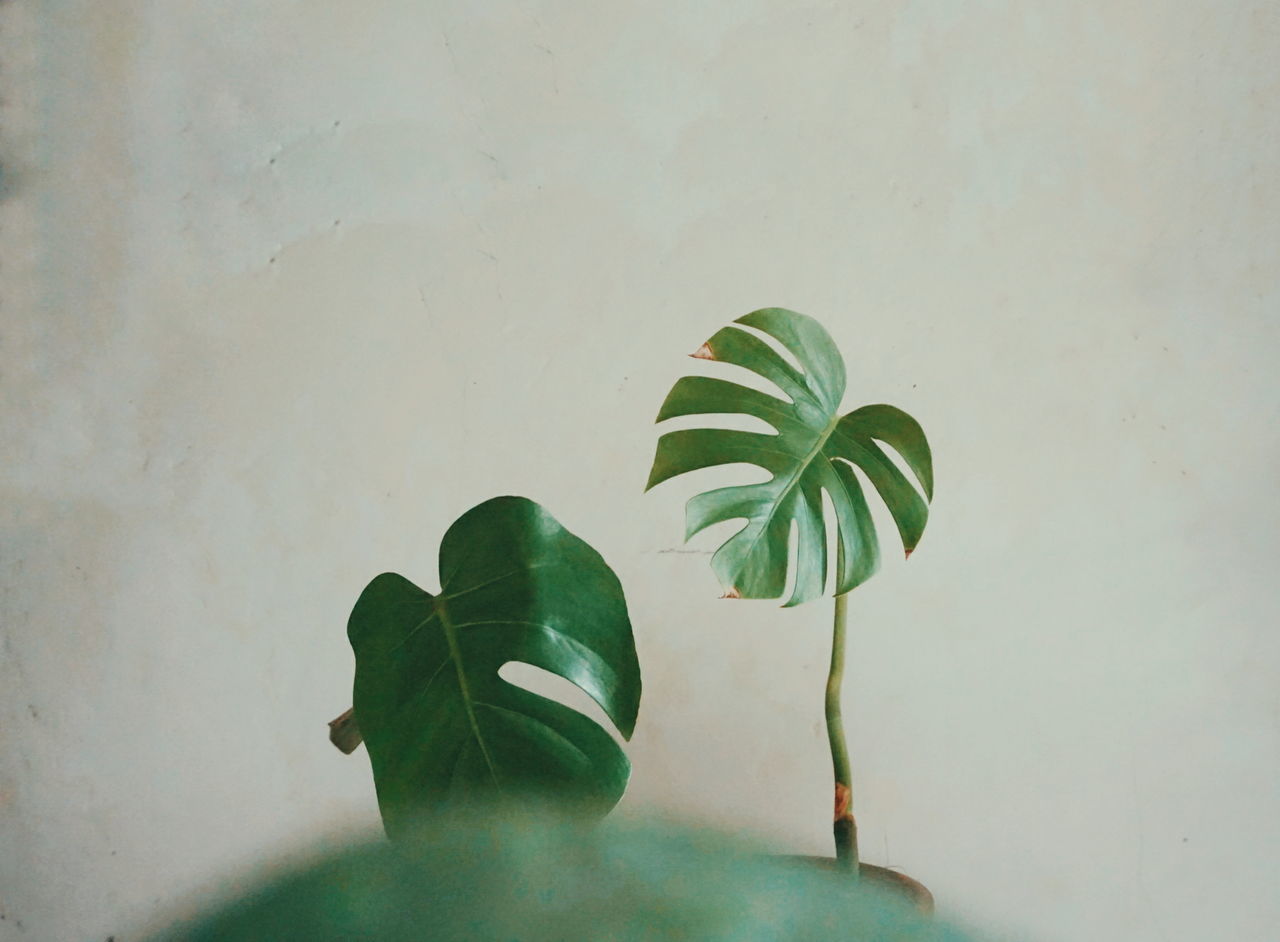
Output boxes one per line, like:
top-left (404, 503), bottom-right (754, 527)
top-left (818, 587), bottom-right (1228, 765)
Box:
top-left (827, 591), bottom-right (858, 872)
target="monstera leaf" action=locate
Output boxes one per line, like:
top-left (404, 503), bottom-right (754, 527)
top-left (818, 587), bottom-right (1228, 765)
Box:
top-left (646, 308), bottom-right (933, 607)
top-left (347, 496), bottom-right (641, 837)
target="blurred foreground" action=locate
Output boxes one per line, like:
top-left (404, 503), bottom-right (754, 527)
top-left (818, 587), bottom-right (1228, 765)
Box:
top-left (151, 810), bottom-right (987, 941)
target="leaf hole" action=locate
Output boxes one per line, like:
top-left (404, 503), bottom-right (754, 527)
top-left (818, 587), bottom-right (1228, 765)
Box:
top-left (673, 461), bottom-right (774, 492)
top-left (497, 662), bottom-right (623, 745)
top-left (831, 458), bottom-right (896, 558)
top-left (685, 331), bottom-right (797, 406)
top-left (820, 487), bottom-right (840, 596)
top-left (780, 517), bottom-right (800, 605)
top-left (657, 411), bottom-right (778, 436)
top-left (872, 437), bottom-right (930, 500)
top-left (734, 321), bottom-right (807, 376)
top-left (690, 513), bottom-right (753, 559)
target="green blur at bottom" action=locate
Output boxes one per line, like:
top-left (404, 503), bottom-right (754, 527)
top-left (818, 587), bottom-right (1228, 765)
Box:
top-left (153, 809), bottom-right (981, 942)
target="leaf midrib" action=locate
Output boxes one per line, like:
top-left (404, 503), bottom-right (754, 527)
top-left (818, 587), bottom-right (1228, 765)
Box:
top-left (728, 411), bottom-right (841, 589)
top-left (436, 598), bottom-right (501, 788)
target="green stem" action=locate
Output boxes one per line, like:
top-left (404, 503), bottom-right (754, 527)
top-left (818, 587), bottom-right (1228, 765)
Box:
top-left (827, 591), bottom-right (858, 872)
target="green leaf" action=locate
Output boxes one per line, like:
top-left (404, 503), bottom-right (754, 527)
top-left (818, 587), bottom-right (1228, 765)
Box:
top-left (646, 308), bottom-right (933, 607)
top-left (349, 496), bottom-right (642, 837)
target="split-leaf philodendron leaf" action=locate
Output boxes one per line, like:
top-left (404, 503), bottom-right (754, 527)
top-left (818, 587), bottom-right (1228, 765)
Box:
top-left (348, 496), bottom-right (641, 837)
top-left (646, 308), bottom-right (933, 607)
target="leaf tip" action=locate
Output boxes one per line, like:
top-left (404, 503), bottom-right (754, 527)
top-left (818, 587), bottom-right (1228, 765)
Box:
top-left (643, 464), bottom-right (664, 493)
top-left (690, 341), bottom-right (715, 360)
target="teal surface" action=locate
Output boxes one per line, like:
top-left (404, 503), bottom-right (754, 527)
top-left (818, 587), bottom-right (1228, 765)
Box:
top-left (156, 813), bottom-right (982, 942)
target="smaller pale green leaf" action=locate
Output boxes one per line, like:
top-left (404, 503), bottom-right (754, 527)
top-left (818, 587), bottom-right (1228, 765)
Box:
top-left (646, 308), bottom-right (933, 606)
top-left (349, 496), bottom-right (641, 837)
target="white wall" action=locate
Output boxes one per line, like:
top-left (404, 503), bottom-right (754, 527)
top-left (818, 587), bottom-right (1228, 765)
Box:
top-left (2, 3), bottom-right (1277, 940)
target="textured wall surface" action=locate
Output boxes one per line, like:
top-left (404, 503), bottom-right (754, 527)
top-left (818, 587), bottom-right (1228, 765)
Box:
top-left (2, 3), bottom-right (1278, 940)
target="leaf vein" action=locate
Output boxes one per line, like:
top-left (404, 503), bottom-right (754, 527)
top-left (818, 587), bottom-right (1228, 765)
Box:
top-left (473, 700), bottom-right (593, 765)
top-left (440, 561), bottom-right (558, 600)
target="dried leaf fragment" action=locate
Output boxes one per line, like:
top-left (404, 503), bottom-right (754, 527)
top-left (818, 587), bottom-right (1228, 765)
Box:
top-left (329, 707), bottom-right (364, 754)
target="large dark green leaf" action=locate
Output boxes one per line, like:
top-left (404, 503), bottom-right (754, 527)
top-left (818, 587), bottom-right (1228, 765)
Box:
top-left (646, 308), bottom-right (933, 607)
top-left (348, 496), bottom-right (641, 836)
